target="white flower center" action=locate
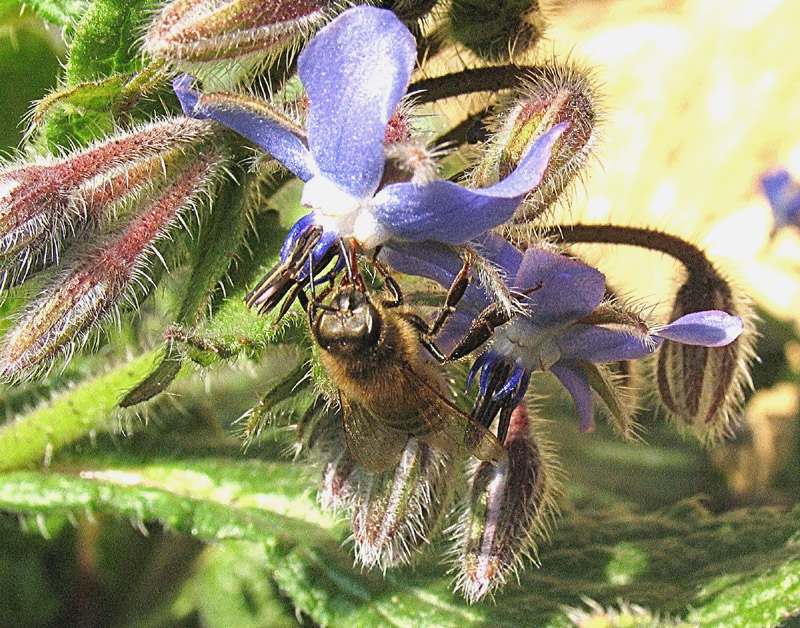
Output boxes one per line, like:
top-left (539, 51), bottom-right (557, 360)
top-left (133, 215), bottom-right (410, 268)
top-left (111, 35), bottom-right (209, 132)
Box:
top-left (301, 175), bottom-right (389, 249)
top-left (492, 318), bottom-right (563, 371)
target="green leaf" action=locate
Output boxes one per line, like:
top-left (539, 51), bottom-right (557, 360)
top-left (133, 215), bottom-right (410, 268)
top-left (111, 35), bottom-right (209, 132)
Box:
top-left (0, 8), bottom-right (62, 149)
top-left (173, 541), bottom-right (300, 628)
top-left (0, 350), bottom-right (164, 471)
top-left (0, 449), bottom-right (798, 628)
top-left (0, 456), bottom-right (339, 544)
top-left (64, 0), bottom-right (154, 85)
top-left (9, 0), bottom-right (88, 29)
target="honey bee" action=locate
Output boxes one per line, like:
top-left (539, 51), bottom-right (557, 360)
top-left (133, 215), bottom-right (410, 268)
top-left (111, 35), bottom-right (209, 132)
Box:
top-left (308, 275), bottom-right (506, 474)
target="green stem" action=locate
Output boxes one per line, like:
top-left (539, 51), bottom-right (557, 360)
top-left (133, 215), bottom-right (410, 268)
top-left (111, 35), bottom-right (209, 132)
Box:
top-left (0, 350), bottom-right (163, 471)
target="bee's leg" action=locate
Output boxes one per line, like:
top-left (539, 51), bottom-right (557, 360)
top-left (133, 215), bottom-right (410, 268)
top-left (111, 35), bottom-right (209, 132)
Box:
top-left (440, 281), bottom-right (542, 360)
top-left (426, 256), bottom-right (472, 337)
top-left (446, 303), bottom-right (512, 361)
top-left (403, 312), bottom-right (448, 362)
top-left (369, 248), bottom-right (407, 308)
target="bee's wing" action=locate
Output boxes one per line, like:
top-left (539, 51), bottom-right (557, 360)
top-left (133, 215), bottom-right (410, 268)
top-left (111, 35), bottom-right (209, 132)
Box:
top-left (341, 395), bottom-right (408, 473)
top-left (403, 367), bottom-right (507, 465)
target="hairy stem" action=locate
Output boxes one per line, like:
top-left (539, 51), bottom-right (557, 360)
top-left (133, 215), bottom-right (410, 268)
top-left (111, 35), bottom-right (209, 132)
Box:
top-left (539, 224), bottom-right (717, 279)
top-left (410, 65), bottom-right (546, 103)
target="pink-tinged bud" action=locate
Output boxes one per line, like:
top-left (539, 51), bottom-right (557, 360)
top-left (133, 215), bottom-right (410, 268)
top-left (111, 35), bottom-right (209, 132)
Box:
top-left (144, 0), bottom-right (353, 71)
top-left (453, 403), bottom-right (553, 603)
top-left (379, 103), bottom-right (442, 187)
top-left (319, 449), bottom-right (358, 511)
top-left (351, 438), bottom-right (455, 570)
top-left (1, 145), bottom-right (227, 379)
top-left (471, 61), bottom-right (602, 223)
top-left (656, 272), bottom-right (757, 442)
top-left (448, 0), bottom-right (546, 61)
top-left (0, 118), bottom-right (217, 286)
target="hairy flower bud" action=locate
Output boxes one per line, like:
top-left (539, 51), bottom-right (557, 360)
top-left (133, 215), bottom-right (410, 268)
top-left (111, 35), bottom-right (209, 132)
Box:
top-left (320, 449), bottom-right (358, 511)
top-left (0, 118), bottom-right (217, 286)
top-left (351, 438), bottom-right (455, 570)
top-left (1, 145), bottom-right (227, 378)
top-left (144, 0), bottom-right (352, 75)
top-left (471, 61), bottom-right (601, 223)
top-left (447, 0), bottom-right (545, 61)
top-left (656, 270), bottom-right (756, 441)
top-left (453, 403), bottom-right (553, 603)
top-left (303, 403), bottom-right (359, 511)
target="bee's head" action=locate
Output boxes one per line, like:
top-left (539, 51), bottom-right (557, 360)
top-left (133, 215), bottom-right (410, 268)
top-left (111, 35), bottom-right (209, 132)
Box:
top-left (312, 286), bottom-right (382, 354)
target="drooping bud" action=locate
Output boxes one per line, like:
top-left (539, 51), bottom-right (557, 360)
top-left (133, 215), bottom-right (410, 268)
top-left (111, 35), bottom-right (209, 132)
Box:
top-left (453, 403), bottom-right (553, 603)
top-left (1, 144), bottom-right (228, 379)
top-left (447, 0), bottom-right (546, 62)
top-left (351, 438), bottom-right (455, 570)
top-left (144, 0), bottom-right (353, 76)
top-left (0, 118), bottom-right (218, 287)
top-left (471, 61), bottom-right (601, 223)
top-left (656, 269), bottom-right (756, 441)
top-left (319, 449), bottom-right (359, 512)
top-left (300, 401), bottom-right (359, 512)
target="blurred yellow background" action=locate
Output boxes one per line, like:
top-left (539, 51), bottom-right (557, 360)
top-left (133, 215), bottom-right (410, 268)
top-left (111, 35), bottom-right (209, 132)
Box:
top-left (547, 0), bottom-right (800, 323)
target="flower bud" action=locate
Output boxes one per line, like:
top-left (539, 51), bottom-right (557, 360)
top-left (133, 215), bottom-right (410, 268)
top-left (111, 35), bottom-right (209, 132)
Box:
top-left (351, 438), bottom-right (454, 570)
top-left (1, 145), bottom-right (227, 378)
top-left (471, 61), bottom-right (601, 223)
top-left (301, 402), bottom-right (359, 511)
top-left (447, 0), bottom-right (546, 61)
top-left (453, 403), bottom-right (552, 603)
top-left (144, 0), bottom-right (351, 73)
top-left (656, 271), bottom-right (756, 441)
top-left (319, 449), bottom-right (358, 512)
top-left (0, 118), bottom-right (217, 286)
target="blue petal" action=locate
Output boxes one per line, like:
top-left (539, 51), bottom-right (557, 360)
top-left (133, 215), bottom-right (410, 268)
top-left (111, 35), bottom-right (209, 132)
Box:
top-left (298, 6), bottom-right (416, 198)
top-left (655, 311), bottom-right (743, 347)
top-left (558, 323), bottom-right (660, 362)
top-left (761, 168), bottom-right (800, 230)
top-left (371, 123), bottom-right (568, 243)
top-left (173, 76), bottom-right (315, 181)
top-left (550, 360), bottom-right (595, 432)
top-left (514, 247), bottom-right (606, 325)
top-left (380, 241), bottom-right (491, 312)
top-left (473, 231), bottom-right (523, 279)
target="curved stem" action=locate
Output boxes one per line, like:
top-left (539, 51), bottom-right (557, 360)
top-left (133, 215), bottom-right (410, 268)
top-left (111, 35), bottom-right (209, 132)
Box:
top-left (538, 224), bottom-right (716, 279)
top-left (410, 65), bottom-right (545, 103)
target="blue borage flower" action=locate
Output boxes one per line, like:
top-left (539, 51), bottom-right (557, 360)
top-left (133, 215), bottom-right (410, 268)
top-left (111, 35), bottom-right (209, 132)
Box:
top-left (383, 236), bottom-right (744, 438)
top-left (173, 6), bottom-right (567, 294)
top-left (761, 167), bottom-right (800, 234)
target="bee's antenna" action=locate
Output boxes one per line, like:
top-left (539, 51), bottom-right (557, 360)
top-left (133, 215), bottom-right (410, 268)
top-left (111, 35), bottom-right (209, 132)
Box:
top-left (339, 238), bottom-right (354, 284)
